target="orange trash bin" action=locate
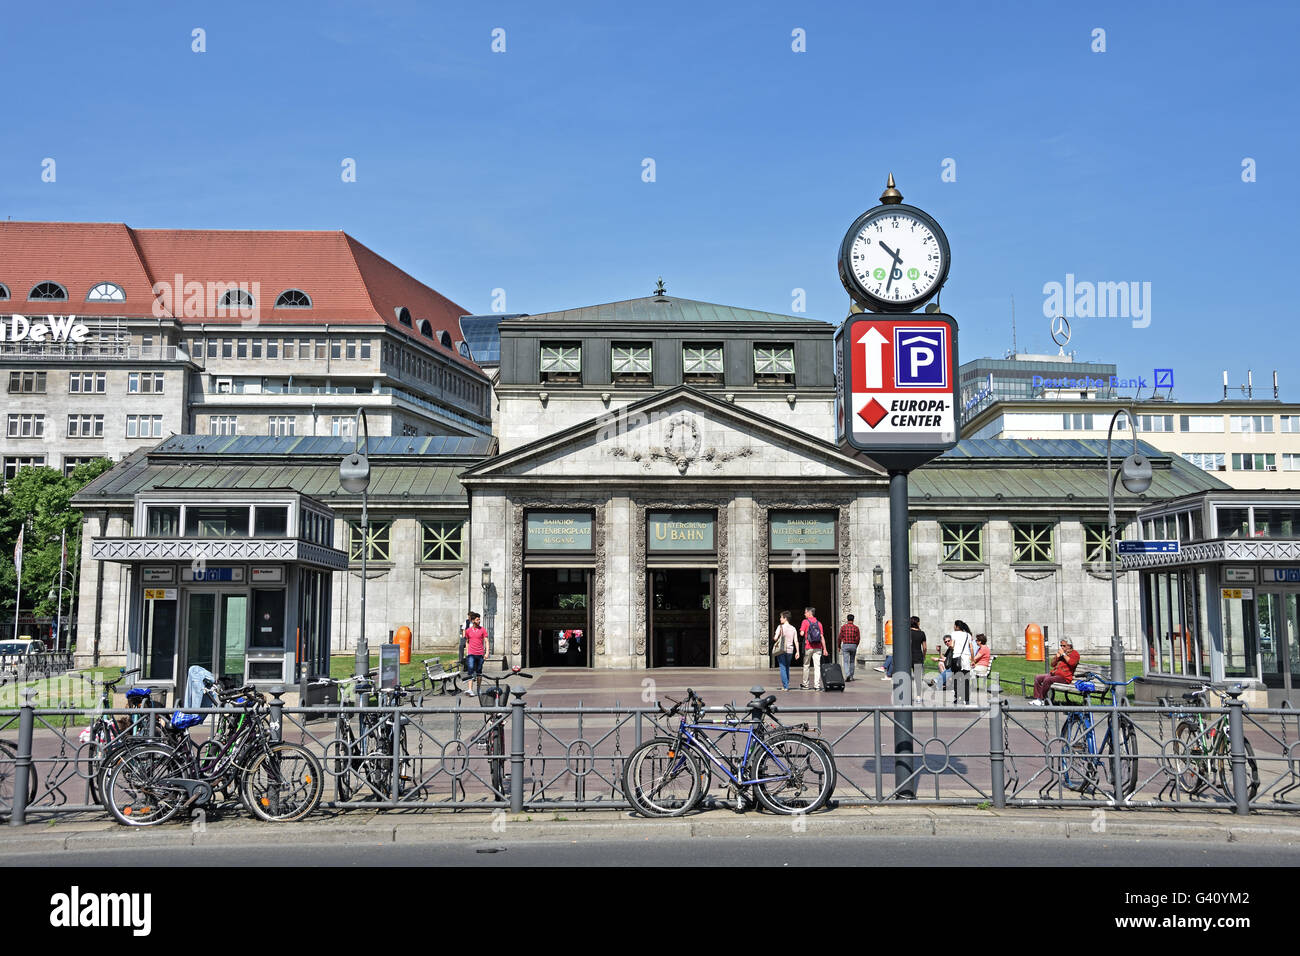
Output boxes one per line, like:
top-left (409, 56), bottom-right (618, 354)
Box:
top-left (393, 625), bottom-right (412, 665)
top-left (884, 619), bottom-right (893, 647)
top-left (1025, 622), bottom-right (1044, 662)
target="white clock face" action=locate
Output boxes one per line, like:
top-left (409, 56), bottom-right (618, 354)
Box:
top-left (847, 210), bottom-right (947, 306)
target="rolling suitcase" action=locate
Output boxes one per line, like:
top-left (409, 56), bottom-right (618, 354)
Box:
top-left (820, 659), bottom-right (846, 692)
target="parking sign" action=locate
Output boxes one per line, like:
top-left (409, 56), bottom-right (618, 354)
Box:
top-left (838, 313), bottom-right (960, 468)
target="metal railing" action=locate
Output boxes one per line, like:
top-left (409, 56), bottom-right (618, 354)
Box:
top-left (5, 682), bottom-right (1300, 824)
top-left (0, 344), bottom-right (189, 362)
top-left (0, 652), bottom-right (76, 681)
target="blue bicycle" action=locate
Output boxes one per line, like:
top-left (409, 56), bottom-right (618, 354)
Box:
top-left (621, 688), bottom-right (834, 817)
top-left (1052, 673), bottom-right (1139, 797)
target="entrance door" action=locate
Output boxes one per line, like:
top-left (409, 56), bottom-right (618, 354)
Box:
top-left (184, 591), bottom-right (249, 682)
top-left (525, 568), bottom-right (591, 668)
top-left (648, 569), bottom-right (714, 667)
top-left (1257, 591), bottom-right (1300, 697)
top-left (768, 569), bottom-right (839, 666)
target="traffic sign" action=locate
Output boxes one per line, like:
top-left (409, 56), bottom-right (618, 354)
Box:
top-left (1117, 540), bottom-right (1179, 554)
top-left (838, 313), bottom-right (959, 469)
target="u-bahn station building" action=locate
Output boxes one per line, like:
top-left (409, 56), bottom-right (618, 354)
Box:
top-left (8, 223), bottom-right (1286, 704)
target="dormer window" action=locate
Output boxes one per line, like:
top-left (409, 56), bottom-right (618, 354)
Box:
top-left (612, 343), bottom-right (652, 384)
top-left (28, 281), bottom-right (67, 301)
top-left (218, 288), bottom-right (255, 310)
top-left (87, 282), bottom-right (125, 302)
top-left (540, 342), bottom-right (581, 383)
top-left (0, 284), bottom-right (9, 301)
top-left (419, 319), bottom-right (434, 338)
top-left (275, 289), bottom-right (312, 308)
top-left (684, 344), bottom-right (724, 384)
top-left (395, 307), bottom-right (412, 327)
top-left (754, 344), bottom-right (795, 386)
top-left (439, 330), bottom-right (453, 349)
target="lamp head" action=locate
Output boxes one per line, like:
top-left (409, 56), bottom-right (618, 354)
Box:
top-left (339, 452), bottom-right (371, 494)
top-left (1119, 452), bottom-right (1152, 494)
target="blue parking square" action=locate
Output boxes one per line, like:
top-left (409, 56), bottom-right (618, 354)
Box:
top-left (894, 327), bottom-right (947, 388)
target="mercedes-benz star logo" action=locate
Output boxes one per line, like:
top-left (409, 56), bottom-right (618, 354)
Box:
top-left (1050, 315), bottom-right (1072, 347)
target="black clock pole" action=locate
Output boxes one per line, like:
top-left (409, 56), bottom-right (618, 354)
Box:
top-left (889, 468), bottom-right (916, 798)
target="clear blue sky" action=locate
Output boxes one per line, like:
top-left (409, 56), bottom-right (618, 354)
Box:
top-left (2, 1), bottom-right (1296, 401)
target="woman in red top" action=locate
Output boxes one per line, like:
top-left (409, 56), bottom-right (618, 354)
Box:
top-left (463, 611), bottom-right (489, 697)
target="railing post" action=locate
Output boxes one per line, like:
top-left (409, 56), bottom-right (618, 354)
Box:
top-left (1110, 704), bottom-right (1124, 808)
top-left (510, 687), bottom-right (526, 813)
top-left (9, 689), bottom-right (36, 827)
top-left (1227, 696), bottom-right (1249, 816)
top-left (268, 686), bottom-right (284, 743)
top-left (390, 699), bottom-right (401, 805)
top-left (989, 695), bottom-right (1006, 809)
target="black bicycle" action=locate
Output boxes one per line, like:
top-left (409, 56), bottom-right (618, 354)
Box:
top-left (459, 658), bottom-right (532, 799)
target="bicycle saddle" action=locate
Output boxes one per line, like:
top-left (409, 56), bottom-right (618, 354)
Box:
top-left (125, 688), bottom-right (152, 699)
top-left (1181, 691), bottom-right (1204, 702)
top-left (170, 711), bottom-right (204, 730)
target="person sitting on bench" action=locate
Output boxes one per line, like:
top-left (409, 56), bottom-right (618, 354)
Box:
top-left (1030, 638), bottom-right (1079, 704)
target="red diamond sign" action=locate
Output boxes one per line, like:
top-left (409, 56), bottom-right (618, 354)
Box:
top-left (859, 398), bottom-right (888, 428)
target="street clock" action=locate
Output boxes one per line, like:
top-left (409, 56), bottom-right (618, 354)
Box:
top-left (838, 174), bottom-right (951, 313)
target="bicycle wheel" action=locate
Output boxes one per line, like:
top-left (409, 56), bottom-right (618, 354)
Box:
top-left (765, 731), bottom-right (837, 801)
top-left (1217, 737), bottom-right (1260, 803)
top-left (1100, 714), bottom-right (1140, 797)
top-left (1174, 720), bottom-right (1210, 795)
top-left (1056, 714), bottom-right (1094, 792)
top-left (325, 719), bottom-right (357, 802)
top-left (91, 734), bottom-right (156, 808)
top-left (621, 738), bottom-right (703, 818)
top-left (0, 740), bottom-right (38, 814)
top-left (749, 735), bottom-right (833, 815)
top-left (102, 743), bottom-right (188, 827)
top-left (241, 743), bottom-right (324, 822)
top-left (487, 720), bottom-right (507, 799)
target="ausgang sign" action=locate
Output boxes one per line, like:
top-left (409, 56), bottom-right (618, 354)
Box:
top-left (839, 313), bottom-right (960, 468)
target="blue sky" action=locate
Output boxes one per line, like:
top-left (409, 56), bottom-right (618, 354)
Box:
top-left (2, 0), bottom-right (1296, 401)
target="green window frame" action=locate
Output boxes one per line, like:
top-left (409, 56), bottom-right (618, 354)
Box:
top-left (683, 344), bottom-right (724, 381)
top-left (539, 343), bottom-right (581, 380)
top-left (421, 520), bottom-right (464, 562)
top-left (754, 344), bottom-right (795, 384)
top-left (1083, 522), bottom-right (1113, 563)
top-left (940, 522), bottom-right (983, 563)
top-left (611, 344), bottom-right (652, 380)
top-left (348, 521), bottom-right (392, 562)
top-left (1012, 522), bottom-right (1054, 563)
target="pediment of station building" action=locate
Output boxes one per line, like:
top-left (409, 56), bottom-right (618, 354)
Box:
top-left (464, 388), bottom-right (883, 482)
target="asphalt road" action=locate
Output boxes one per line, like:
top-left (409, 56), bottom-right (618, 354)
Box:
top-left (4, 834), bottom-right (1298, 867)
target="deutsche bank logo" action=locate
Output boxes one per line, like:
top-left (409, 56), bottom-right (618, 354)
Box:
top-left (1154, 368), bottom-right (1174, 389)
top-left (894, 327), bottom-right (947, 388)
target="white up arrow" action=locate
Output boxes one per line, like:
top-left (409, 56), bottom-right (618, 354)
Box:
top-left (856, 326), bottom-right (889, 389)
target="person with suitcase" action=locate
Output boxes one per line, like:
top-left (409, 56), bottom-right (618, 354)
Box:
top-left (799, 607), bottom-right (827, 691)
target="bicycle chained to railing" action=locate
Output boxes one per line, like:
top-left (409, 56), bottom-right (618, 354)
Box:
top-left (1046, 672), bottom-right (1141, 799)
top-left (315, 672), bottom-right (422, 802)
top-left (1162, 683), bottom-right (1259, 802)
top-left (622, 688), bottom-right (835, 817)
top-left (453, 659), bottom-right (533, 801)
top-left (75, 668), bottom-right (173, 804)
top-left (102, 678), bottom-right (323, 826)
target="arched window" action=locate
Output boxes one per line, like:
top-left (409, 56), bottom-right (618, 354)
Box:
top-left (0, 284), bottom-right (9, 301)
top-left (395, 307), bottom-right (412, 327)
top-left (275, 289), bottom-right (312, 308)
top-left (28, 281), bottom-right (67, 301)
top-left (419, 319), bottom-right (433, 338)
top-left (219, 288), bottom-right (255, 308)
top-left (439, 330), bottom-right (453, 349)
top-left (86, 282), bottom-right (126, 302)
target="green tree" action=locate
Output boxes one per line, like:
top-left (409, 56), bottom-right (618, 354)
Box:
top-left (0, 458), bottom-right (114, 624)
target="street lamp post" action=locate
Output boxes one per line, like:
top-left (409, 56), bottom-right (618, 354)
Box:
top-left (872, 564), bottom-right (885, 655)
top-left (1105, 408), bottom-right (1152, 684)
top-left (480, 562), bottom-right (492, 658)
top-left (338, 409), bottom-right (372, 679)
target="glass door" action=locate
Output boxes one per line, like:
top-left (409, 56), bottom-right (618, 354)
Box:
top-left (1257, 591), bottom-right (1298, 693)
top-left (183, 590), bottom-right (248, 681)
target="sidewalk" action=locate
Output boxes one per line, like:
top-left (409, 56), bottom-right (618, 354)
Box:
top-left (5, 805), bottom-right (1300, 855)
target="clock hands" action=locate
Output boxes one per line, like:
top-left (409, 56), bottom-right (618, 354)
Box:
top-left (880, 241), bottom-right (904, 293)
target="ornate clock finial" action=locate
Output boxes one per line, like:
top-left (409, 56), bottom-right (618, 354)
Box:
top-left (880, 172), bottom-right (903, 204)
top-left (654, 276), bottom-right (667, 297)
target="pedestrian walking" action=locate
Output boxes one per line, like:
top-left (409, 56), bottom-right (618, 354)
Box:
top-left (909, 616), bottom-right (927, 703)
top-left (799, 606), bottom-right (825, 691)
top-left (838, 614), bottom-right (861, 682)
top-left (948, 620), bottom-right (976, 705)
top-left (463, 611), bottom-right (489, 697)
top-left (772, 610), bottom-right (799, 691)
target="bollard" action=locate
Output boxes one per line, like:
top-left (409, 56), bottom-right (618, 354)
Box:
top-left (1227, 695), bottom-right (1250, 816)
top-left (510, 687), bottom-right (526, 813)
top-left (989, 695), bottom-right (1006, 809)
top-left (10, 689), bottom-right (36, 827)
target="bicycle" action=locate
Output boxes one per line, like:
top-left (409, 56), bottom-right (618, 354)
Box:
top-left (461, 659), bottom-right (533, 800)
top-left (102, 681), bottom-right (322, 826)
top-left (1051, 673), bottom-right (1140, 798)
top-left (318, 673), bottom-right (419, 801)
top-left (622, 688), bottom-right (833, 817)
top-left (1167, 684), bottom-right (1259, 802)
top-left (76, 668), bottom-right (169, 803)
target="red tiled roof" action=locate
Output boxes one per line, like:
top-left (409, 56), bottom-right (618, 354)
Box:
top-left (0, 222), bottom-right (476, 367)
